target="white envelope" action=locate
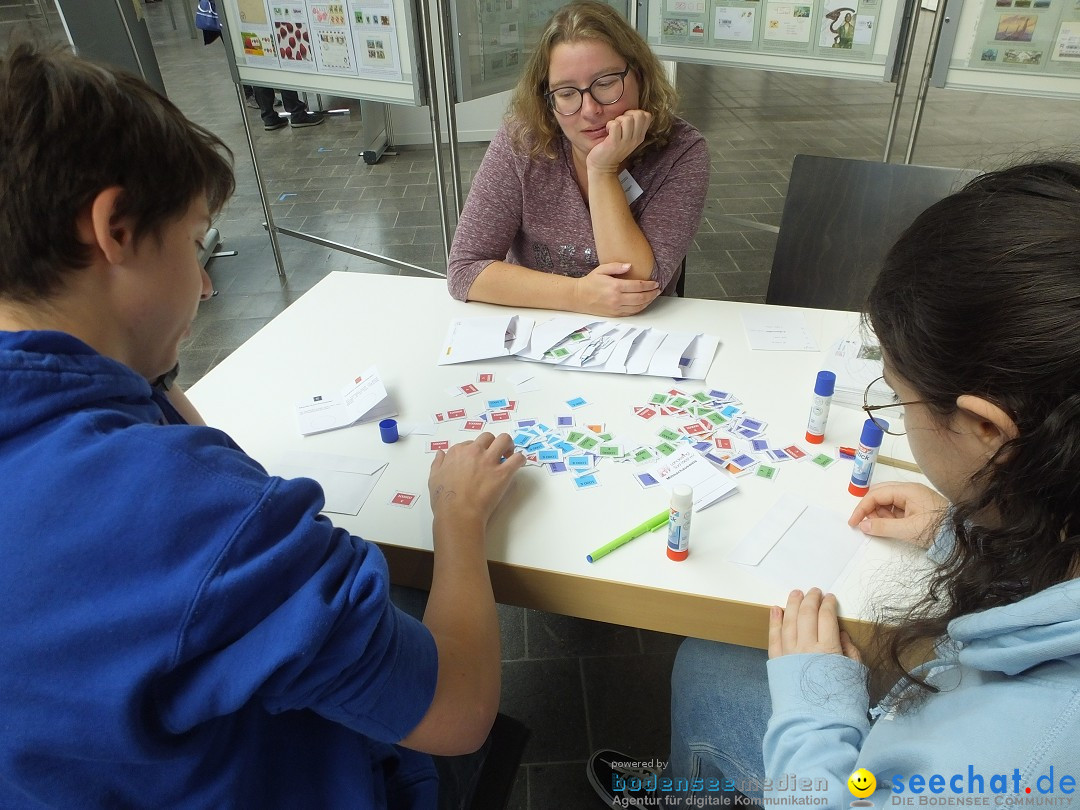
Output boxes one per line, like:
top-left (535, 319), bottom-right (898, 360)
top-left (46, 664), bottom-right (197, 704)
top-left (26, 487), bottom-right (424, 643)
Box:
top-left (437, 315), bottom-right (533, 364)
top-left (270, 451), bottom-right (388, 515)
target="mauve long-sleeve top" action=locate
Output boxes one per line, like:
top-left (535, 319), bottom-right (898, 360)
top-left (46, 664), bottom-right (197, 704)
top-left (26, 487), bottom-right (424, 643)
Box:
top-left (447, 117), bottom-right (710, 301)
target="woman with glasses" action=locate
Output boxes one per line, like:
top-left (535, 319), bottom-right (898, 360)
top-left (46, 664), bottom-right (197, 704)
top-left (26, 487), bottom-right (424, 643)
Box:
top-left (447, 0), bottom-right (709, 317)
top-left (591, 160), bottom-right (1080, 806)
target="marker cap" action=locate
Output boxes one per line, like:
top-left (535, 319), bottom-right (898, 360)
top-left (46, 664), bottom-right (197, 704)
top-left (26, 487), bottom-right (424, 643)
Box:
top-left (379, 418), bottom-right (399, 443)
top-left (805, 431), bottom-right (825, 444)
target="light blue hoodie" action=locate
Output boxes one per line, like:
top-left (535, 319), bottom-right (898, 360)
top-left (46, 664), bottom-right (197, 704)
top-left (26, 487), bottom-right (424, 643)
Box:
top-left (763, 572), bottom-right (1080, 808)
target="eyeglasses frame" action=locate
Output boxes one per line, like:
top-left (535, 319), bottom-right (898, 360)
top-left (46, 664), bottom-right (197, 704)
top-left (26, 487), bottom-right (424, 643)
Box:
top-left (544, 65), bottom-right (632, 116)
top-left (862, 375), bottom-right (929, 436)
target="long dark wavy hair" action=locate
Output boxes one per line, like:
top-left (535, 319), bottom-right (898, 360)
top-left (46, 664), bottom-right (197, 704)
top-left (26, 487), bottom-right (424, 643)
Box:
top-left (863, 159), bottom-right (1080, 707)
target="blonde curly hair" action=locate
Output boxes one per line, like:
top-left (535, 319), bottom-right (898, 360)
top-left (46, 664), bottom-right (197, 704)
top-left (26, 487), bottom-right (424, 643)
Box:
top-left (506, 1), bottom-right (679, 161)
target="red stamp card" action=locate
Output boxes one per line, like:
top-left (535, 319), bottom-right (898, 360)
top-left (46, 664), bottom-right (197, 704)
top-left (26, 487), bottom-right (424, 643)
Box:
top-left (390, 492), bottom-right (418, 508)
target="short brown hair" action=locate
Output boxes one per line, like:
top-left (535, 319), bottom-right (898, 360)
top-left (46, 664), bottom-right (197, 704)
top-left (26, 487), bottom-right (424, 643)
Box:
top-left (0, 39), bottom-right (235, 301)
top-left (506, 1), bottom-right (679, 160)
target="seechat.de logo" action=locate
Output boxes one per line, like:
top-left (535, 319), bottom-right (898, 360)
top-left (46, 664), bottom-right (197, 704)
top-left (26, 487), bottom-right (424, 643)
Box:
top-left (849, 768), bottom-right (877, 807)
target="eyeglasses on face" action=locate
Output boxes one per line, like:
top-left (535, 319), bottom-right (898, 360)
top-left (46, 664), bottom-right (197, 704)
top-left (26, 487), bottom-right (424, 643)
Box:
top-left (544, 65), bottom-right (631, 116)
top-left (862, 375), bottom-right (929, 436)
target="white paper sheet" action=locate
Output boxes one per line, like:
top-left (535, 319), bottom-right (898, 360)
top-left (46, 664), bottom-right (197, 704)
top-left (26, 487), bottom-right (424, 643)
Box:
top-left (648, 447), bottom-right (739, 511)
top-left (729, 493), bottom-right (868, 591)
top-left (295, 366), bottom-right (395, 435)
top-left (741, 310), bottom-right (819, 351)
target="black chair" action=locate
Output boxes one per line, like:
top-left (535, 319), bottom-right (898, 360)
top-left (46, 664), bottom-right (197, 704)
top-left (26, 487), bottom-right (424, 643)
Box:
top-left (765, 155), bottom-right (981, 312)
top-left (675, 256), bottom-right (686, 297)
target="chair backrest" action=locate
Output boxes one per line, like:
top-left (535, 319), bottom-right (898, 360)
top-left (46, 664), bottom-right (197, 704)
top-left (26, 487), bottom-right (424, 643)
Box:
top-left (766, 155), bottom-right (981, 312)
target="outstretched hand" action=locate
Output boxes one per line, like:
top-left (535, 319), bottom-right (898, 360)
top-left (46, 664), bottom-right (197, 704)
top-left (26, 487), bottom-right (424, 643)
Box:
top-left (573, 262), bottom-right (660, 317)
top-left (428, 432), bottom-right (525, 530)
top-left (848, 482), bottom-right (949, 548)
top-left (767, 588), bottom-right (861, 662)
top-left (585, 110), bottom-right (653, 174)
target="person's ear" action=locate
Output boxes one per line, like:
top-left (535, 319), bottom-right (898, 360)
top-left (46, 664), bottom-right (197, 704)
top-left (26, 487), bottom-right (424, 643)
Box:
top-left (955, 394), bottom-right (1019, 453)
top-left (74, 187), bottom-right (134, 266)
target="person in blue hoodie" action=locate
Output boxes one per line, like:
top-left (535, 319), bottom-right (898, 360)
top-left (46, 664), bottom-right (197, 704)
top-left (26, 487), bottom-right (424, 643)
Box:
top-left (590, 160), bottom-right (1080, 808)
top-left (0, 41), bottom-right (526, 808)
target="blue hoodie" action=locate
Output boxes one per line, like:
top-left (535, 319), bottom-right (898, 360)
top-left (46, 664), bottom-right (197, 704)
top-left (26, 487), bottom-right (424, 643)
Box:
top-left (764, 537), bottom-right (1080, 807)
top-left (0, 331), bottom-right (439, 808)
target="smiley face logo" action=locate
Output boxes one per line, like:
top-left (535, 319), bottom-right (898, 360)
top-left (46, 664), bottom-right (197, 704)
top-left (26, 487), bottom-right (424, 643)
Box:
top-left (848, 768), bottom-right (877, 798)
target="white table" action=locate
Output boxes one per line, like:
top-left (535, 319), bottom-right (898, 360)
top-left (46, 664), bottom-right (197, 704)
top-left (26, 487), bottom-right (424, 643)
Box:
top-left (187, 272), bottom-right (931, 648)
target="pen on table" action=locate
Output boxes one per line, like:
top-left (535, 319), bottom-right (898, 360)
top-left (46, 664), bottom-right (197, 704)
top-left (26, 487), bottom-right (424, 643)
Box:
top-left (586, 509), bottom-right (669, 563)
top-left (877, 454), bottom-right (921, 473)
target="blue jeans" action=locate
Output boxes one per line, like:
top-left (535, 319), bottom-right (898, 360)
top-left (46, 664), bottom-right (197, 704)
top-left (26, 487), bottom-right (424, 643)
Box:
top-left (667, 638), bottom-right (771, 805)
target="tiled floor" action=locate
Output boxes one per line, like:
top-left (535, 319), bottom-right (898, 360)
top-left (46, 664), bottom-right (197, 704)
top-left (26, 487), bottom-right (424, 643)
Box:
top-left (9, 3), bottom-right (1077, 807)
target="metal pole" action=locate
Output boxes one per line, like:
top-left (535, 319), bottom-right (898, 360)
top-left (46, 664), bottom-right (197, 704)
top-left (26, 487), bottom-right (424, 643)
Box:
top-left (111, 0), bottom-right (147, 80)
top-left (383, 103), bottom-right (395, 150)
top-left (904, 0), bottom-right (949, 164)
top-left (417, 0), bottom-right (454, 262)
top-left (234, 83), bottom-right (287, 279)
top-left (882, 0), bottom-right (921, 162)
top-left (272, 228), bottom-right (446, 277)
top-left (436, 0), bottom-right (464, 214)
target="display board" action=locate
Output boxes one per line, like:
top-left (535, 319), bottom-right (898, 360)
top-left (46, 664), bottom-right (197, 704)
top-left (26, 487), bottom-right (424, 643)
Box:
top-left (931, 0), bottom-right (1080, 97)
top-left (218, 0), bottom-right (426, 105)
top-left (448, 0), bottom-right (630, 103)
top-left (643, 0), bottom-right (905, 80)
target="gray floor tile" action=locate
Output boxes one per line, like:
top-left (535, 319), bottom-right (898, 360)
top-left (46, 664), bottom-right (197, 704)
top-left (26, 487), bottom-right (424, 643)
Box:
top-left (582, 652), bottom-right (676, 757)
top-left (500, 604), bottom-right (528, 661)
top-left (525, 611), bottom-right (641, 660)
top-left (527, 762), bottom-right (601, 808)
top-left (501, 659), bottom-right (589, 764)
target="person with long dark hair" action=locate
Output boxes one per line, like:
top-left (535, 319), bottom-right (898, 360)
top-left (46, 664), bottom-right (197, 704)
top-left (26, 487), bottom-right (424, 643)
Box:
top-left (447, 1), bottom-right (709, 317)
top-left (590, 160), bottom-right (1080, 807)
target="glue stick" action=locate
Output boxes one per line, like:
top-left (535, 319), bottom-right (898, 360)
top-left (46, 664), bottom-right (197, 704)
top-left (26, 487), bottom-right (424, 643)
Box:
top-left (805, 370), bottom-right (836, 445)
top-left (667, 485), bottom-right (693, 561)
top-left (848, 418), bottom-right (888, 496)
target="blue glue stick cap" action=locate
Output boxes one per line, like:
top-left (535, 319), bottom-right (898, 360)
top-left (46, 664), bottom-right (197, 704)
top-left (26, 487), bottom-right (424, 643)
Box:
top-left (859, 417), bottom-right (886, 448)
top-left (814, 370), bottom-right (836, 397)
top-left (379, 418), bottom-right (399, 444)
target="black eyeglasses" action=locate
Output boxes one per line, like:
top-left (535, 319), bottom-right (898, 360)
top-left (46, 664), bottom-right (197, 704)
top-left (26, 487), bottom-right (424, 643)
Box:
top-left (545, 65), bottom-right (630, 116)
top-left (862, 375), bottom-right (928, 436)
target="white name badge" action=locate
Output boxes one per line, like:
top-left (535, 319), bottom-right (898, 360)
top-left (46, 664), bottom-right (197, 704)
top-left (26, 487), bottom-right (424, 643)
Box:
top-left (618, 169), bottom-right (644, 204)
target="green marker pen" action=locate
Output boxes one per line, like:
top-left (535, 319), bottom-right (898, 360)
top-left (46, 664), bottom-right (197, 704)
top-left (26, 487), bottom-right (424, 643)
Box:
top-left (586, 509), bottom-right (668, 563)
